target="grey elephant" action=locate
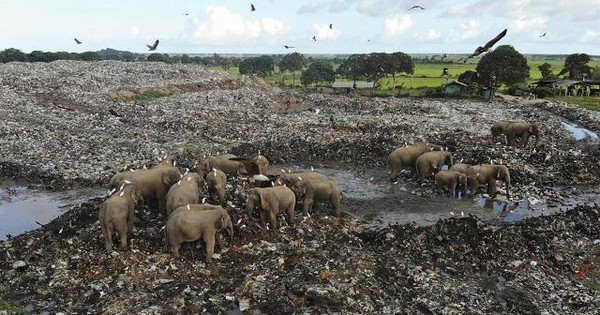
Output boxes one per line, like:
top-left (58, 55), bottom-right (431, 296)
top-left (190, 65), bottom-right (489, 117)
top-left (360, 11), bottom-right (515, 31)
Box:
top-left (230, 154), bottom-right (270, 176)
top-left (165, 205), bottom-right (233, 262)
top-left (109, 166), bottom-right (182, 213)
top-left (245, 186), bottom-right (296, 229)
top-left (466, 164), bottom-right (511, 199)
top-left (273, 172), bottom-right (330, 187)
top-left (504, 122), bottom-right (540, 147)
top-left (165, 172), bottom-right (205, 216)
top-left (434, 170), bottom-right (468, 198)
top-left (99, 184), bottom-right (143, 252)
top-left (449, 163), bottom-right (472, 174)
top-left (196, 154), bottom-right (244, 177)
top-left (291, 179), bottom-right (342, 217)
top-left (387, 142), bottom-right (442, 181)
top-left (415, 151), bottom-right (454, 182)
top-left (490, 120), bottom-right (517, 140)
top-left (205, 168), bottom-right (227, 205)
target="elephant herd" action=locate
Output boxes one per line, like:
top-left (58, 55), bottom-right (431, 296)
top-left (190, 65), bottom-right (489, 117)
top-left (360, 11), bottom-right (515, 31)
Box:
top-left (99, 119), bottom-right (539, 262)
top-left (387, 120), bottom-right (540, 199)
top-left (99, 154), bottom-right (342, 262)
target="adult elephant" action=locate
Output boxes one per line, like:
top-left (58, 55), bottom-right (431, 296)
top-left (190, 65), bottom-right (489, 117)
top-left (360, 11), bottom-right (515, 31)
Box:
top-left (195, 154), bottom-right (244, 177)
top-left (466, 164), bottom-right (511, 199)
top-left (490, 120), bottom-right (517, 140)
top-left (273, 172), bottom-right (330, 187)
top-left (387, 142), bottom-right (442, 181)
top-left (504, 122), bottom-right (540, 148)
top-left (230, 154), bottom-right (270, 176)
top-left (245, 186), bottom-right (296, 229)
top-left (109, 166), bottom-right (182, 213)
top-left (415, 151), bottom-right (453, 182)
top-left (165, 172), bottom-right (205, 216)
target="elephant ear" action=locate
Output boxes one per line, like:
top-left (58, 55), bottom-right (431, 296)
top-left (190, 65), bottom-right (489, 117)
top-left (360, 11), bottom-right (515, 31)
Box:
top-left (218, 212), bottom-right (227, 229)
top-left (259, 191), bottom-right (269, 210)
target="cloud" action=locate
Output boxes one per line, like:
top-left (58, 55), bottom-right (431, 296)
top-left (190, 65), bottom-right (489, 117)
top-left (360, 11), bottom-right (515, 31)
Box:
top-left (129, 27), bottom-right (140, 37)
top-left (297, 1), bottom-right (354, 14)
top-left (297, 3), bottom-right (322, 14)
top-left (447, 20), bottom-right (481, 42)
top-left (383, 14), bottom-right (413, 38)
top-left (423, 29), bottom-right (441, 42)
top-left (191, 6), bottom-right (286, 44)
top-left (86, 32), bottom-right (112, 42)
top-left (313, 24), bottom-right (342, 40)
top-left (511, 15), bottom-right (547, 35)
top-left (580, 30), bottom-right (600, 43)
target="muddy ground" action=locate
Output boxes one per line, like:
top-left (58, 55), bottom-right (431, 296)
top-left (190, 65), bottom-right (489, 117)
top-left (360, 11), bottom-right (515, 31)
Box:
top-left (0, 61), bottom-right (599, 314)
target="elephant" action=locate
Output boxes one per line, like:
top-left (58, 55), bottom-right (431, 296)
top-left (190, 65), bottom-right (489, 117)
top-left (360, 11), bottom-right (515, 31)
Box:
top-left (99, 184), bottom-right (143, 252)
top-left (415, 151), bottom-right (454, 182)
top-left (165, 172), bottom-right (205, 216)
top-left (290, 179), bottom-right (342, 217)
top-left (504, 122), bottom-right (540, 147)
top-left (387, 142), bottom-right (443, 181)
top-left (153, 155), bottom-right (177, 168)
top-left (273, 172), bottom-right (330, 187)
top-left (245, 186), bottom-right (296, 229)
top-left (490, 120), bottom-right (517, 140)
top-left (205, 168), bottom-right (227, 205)
top-left (449, 163), bottom-right (472, 174)
top-left (230, 154), bottom-right (270, 176)
top-left (109, 166), bottom-right (182, 213)
top-left (165, 205), bottom-right (233, 262)
top-left (434, 170), bottom-right (468, 198)
top-left (465, 164), bottom-right (511, 199)
top-left (196, 154), bottom-right (244, 177)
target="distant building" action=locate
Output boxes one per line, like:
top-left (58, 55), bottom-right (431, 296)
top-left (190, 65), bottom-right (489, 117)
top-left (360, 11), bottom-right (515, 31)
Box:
top-left (442, 80), bottom-right (467, 96)
top-left (332, 81), bottom-right (375, 93)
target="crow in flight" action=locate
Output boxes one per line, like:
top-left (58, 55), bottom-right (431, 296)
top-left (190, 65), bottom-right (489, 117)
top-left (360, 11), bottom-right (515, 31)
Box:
top-left (283, 45), bottom-right (295, 49)
top-left (147, 39), bottom-right (159, 51)
top-left (74, 38), bottom-right (82, 44)
top-left (408, 5), bottom-right (425, 11)
top-left (250, 4), bottom-right (256, 11)
top-left (467, 29), bottom-right (507, 58)
top-left (312, 35), bottom-right (316, 41)
top-left (329, 23), bottom-right (333, 29)
top-left (539, 32), bottom-right (547, 38)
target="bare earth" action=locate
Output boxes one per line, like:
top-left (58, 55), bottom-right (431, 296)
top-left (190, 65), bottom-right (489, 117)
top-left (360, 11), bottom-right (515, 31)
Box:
top-left (0, 61), bottom-right (599, 314)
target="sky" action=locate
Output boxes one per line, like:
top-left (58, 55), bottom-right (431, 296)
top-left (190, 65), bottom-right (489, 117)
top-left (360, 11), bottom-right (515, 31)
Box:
top-left (1, 0), bottom-right (599, 56)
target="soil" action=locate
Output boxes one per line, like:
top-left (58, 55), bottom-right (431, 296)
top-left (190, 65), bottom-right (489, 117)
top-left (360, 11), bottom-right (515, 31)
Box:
top-left (0, 60), bottom-right (599, 314)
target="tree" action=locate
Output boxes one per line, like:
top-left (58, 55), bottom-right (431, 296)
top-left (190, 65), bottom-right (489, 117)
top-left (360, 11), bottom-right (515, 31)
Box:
top-left (559, 53), bottom-right (592, 80)
top-left (146, 53), bottom-right (172, 63)
top-left (279, 52), bottom-right (306, 87)
top-left (239, 55), bottom-right (274, 77)
top-left (458, 70), bottom-right (480, 95)
top-left (0, 48), bottom-right (26, 63)
top-left (79, 51), bottom-right (102, 61)
top-left (301, 61), bottom-right (335, 87)
top-left (538, 62), bottom-right (553, 78)
top-left (389, 52), bottom-right (414, 89)
top-left (337, 54), bottom-right (367, 84)
top-left (476, 45), bottom-right (529, 87)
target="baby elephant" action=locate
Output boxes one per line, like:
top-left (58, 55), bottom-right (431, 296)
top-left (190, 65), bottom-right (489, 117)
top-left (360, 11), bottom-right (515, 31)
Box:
top-left (165, 172), bottom-right (205, 216)
top-left (99, 184), bottom-right (143, 253)
top-left (504, 122), bottom-right (540, 148)
top-left (466, 164), bottom-right (511, 199)
top-left (205, 168), bottom-right (227, 205)
top-left (434, 170), bottom-right (468, 198)
top-left (165, 205), bottom-right (233, 262)
top-left (490, 120), bottom-right (516, 140)
top-left (291, 179), bottom-right (342, 217)
top-left (245, 186), bottom-right (296, 229)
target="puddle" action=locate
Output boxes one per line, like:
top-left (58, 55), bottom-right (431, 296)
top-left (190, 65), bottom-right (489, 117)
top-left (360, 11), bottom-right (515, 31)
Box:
top-left (561, 121), bottom-right (599, 141)
top-left (280, 164), bottom-right (592, 227)
top-left (0, 178), bottom-right (105, 240)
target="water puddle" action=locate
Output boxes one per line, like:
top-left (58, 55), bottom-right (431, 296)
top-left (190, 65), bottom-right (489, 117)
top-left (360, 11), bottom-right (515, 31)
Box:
top-left (561, 121), bottom-right (599, 141)
top-left (0, 178), bottom-right (105, 240)
top-left (281, 164), bottom-right (592, 227)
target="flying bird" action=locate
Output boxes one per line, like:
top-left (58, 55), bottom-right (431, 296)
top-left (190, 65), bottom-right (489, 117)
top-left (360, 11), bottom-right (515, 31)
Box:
top-left (312, 35), bottom-right (316, 41)
top-left (146, 39), bottom-right (159, 51)
top-left (74, 38), bottom-right (82, 44)
top-left (250, 4), bottom-right (256, 11)
top-left (408, 5), bottom-right (425, 11)
top-left (283, 45), bottom-right (295, 49)
top-left (329, 23), bottom-right (333, 29)
top-left (539, 32), bottom-right (547, 38)
top-left (467, 28), bottom-right (508, 58)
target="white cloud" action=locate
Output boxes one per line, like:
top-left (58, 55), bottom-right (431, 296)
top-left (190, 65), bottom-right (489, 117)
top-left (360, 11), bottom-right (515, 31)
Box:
top-left (261, 18), bottom-right (288, 37)
top-left (191, 6), bottom-right (262, 44)
top-left (86, 32), bottom-right (111, 42)
top-left (511, 15), bottom-right (547, 35)
top-left (447, 20), bottom-right (481, 42)
top-left (129, 27), bottom-right (140, 37)
top-left (313, 24), bottom-right (342, 40)
top-left (423, 29), bottom-right (441, 42)
top-left (383, 14), bottom-right (413, 38)
top-left (580, 30), bottom-right (600, 43)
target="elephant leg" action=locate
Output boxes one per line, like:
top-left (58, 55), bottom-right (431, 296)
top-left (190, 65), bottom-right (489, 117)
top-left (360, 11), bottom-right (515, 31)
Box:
top-left (115, 222), bottom-right (128, 251)
top-left (488, 180), bottom-right (497, 198)
top-left (269, 211), bottom-right (278, 229)
top-left (102, 222), bottom-right (113, 253)
top-left (450, 182), bottom-right (457, 198)
top-left (260, 210), bottom-right (268, 229)
top-left (203, 231), bottom-right (215, 263)
top-left (331, 195), bottom-right (341, 217)
top-left (302, 199), bottom-right (311, 216)
top-left (218, 190), bottom-right (226, 206)
top-left (286, 205), bottom-right (295, 226)
top-left (521, 133), bottom-right (529, 147)
top-left (469, 180), bottom-right (479, 198)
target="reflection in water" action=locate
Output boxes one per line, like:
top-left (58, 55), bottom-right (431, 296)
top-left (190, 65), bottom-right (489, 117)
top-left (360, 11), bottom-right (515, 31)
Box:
top-left (0, 183), bottom-right (105, 240)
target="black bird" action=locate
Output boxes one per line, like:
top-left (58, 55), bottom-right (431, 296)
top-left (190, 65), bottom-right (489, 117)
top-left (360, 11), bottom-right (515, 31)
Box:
top-left (467, 28), bottom-right (507, 58)
top-left (539, 32), bottom-right (547, 38)
top-left (408, 5), bottom-right (425, 11)
top-left (183, 13), bottom-right (189, 16)
top-left (250, 4), bottom-right (256, 11)
top-left (312, 35), bottom-right (316, 41)
top-left (146, 39), bottom-right (159, 51)
top-left (329, 23), bottom-right (333, 29)
top-left (74, 38), bottom-right (82, 44)
top-left (283, 45), bottom-right (295, 49)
